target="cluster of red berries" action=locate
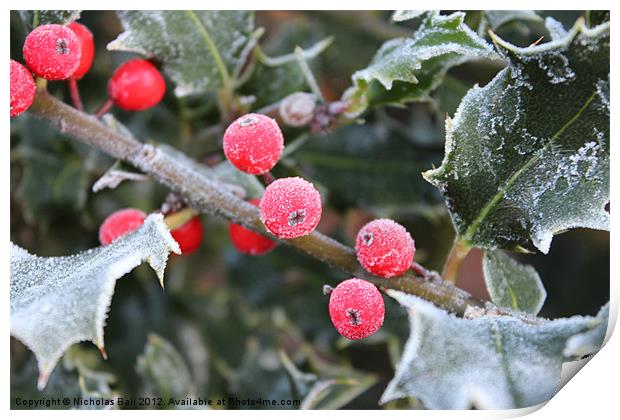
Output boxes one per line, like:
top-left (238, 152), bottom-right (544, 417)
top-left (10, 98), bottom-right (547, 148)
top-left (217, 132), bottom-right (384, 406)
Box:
top-left (221, 112), bottom-right (417, 341)
top-left (10, 21), bottom-right (166, 118)
top-left (13, 21), bottom-right (417, 343)
top-left (327, 219), bottom-right (415, 341)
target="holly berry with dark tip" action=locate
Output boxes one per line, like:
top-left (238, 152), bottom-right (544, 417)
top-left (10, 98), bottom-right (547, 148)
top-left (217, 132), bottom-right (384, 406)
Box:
top-left (99, 208), bottom-right (147, 245)
top-left (67, 22), bottom-right (95, 80)
top-left (259, 177), bottom-right (322, 239)
top-left (171, 216), bottom-right (204, 254)
top-left (23, 24), bottom-right (81, 80)
top-left (10, 60), bottom-right (36, 117)
top-left (229, 199), bottom-right (277, 255)
top-left (108, 59), bottom-right (166, 111)
top-left (328, 278), bottom-right (385, 340)
top-left (355, 219), bottom-right (415, 278)
top-left (223, 113), bottom-right (284, 175)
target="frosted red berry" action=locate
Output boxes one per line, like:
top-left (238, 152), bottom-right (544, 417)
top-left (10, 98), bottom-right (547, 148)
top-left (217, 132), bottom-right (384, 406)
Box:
top-left (229, 199), bottom-right (277, 255)
top-left (223, 113), bottom-right (284, 175)
top-left (10, 60), bottom-right (36, 118)
top-left (108, 59), bottom-right (166, 111)
top-left (329, 278), bottom-right (385, 340)
top-left (99, 208), bottom-right (147, 245)
top-left (260, 177), bottom-right (322, 239)
top-left (23, 24), bottom-right (81, 80)
top-left (355, 219), bottom-right (415, 278)
top-left (67, 22), bottom-right (95, 80)
top-left (171, 216), bottom-right (204, 254)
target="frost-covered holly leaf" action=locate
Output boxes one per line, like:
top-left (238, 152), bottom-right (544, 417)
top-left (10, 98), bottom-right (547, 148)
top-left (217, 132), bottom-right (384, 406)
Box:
top-left (564, 303), bottom-right (609, 358)
top-left (108, 11), bottom-right (254, 97)
top-left (482, 250), bottom-right (546, 314)
top-left (10, 214), bottom-right (181, 390)
top-left (424, 19), bottom-right (610, 252)
top-left (381, 291), bottom-right (605, 409)
top-left (343, 11), bottom-right (499, 116)
top-left (18, 10), bottom-right (80, 31)
top-left (136, 334), bottom-right (199, 404)
top-left (477, 10), bottom-right (542, 34)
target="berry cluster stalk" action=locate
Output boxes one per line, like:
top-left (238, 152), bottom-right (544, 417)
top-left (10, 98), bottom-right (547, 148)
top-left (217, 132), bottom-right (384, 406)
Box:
top-left (29, 88), bottom-right (488, 316)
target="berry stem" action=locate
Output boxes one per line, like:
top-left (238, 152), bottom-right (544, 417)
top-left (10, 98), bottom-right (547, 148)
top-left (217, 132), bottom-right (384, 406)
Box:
top-left (261, 172), bottom-right (276, 186)
top-left (28, 89), bottom-right (507, 318)
top-left (68, 78), bottom-right (83, 111)
top-left (95, 98), bottom-right (114, 118)
top-left (441, 238), bottom-right (472, 284)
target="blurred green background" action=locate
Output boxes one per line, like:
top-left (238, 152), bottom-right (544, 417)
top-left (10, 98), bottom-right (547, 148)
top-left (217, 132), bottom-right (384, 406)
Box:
top-left (10, 11), bottom-right (608, 409)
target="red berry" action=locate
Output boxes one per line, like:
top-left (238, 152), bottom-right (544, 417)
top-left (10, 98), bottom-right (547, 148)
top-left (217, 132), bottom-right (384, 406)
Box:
top-left (229, 199), bottom-right (277, 255)
top-left (23, 24), bottom-right (81, 80)
top-left (355, 219), bottom-right (415, 278)
top-left (99, 208), bottom-right (147, 245)
top-left (328, 278), bottom-right (384, 340)
top-left (171, 216), bottom-right (204, 254)
top-left (67, 22), bottom-right (95, 80)
top-left (223, 113), bottom-right (284, 175)
top-left (10, 60), bottom-right (36, 118)
top-left (259, 177), bottom-right (322, 239)
top-left (108, 59), bottom-right (166, 111)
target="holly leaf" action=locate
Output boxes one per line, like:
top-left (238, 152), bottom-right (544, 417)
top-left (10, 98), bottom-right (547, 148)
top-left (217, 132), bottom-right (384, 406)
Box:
top-left (482, 250), bottom-right (546, 315)
top-left (108, 11), bottom-right (254, 97)
top-left (563, 303), bottom-right (609, 358)
top-left (423, 19), bottom-right (610, 252)
top-left (343, 11), bottom-right (499, 116)
top-left (18, 10), bottom-right (80, 31)
top-left (136, 334), bottom-right (199, 403)
top-left (10, 214), bottom-right (181, 390)
top-left (381, 291), bottom-right (606, 409)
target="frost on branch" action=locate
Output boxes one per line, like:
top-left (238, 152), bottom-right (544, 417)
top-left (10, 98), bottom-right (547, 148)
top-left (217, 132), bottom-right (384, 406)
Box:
top-left (424, 18), bottom-right (610, 252)
top-left (343, 11), bottom-right (500, 116)
top-left (482, 250), bottom-right (546, 315)
top-left (10, 214), bottom-right (181, 390)
top-left (381, 291), bottom-right (608, 409)
top-left (108, 11), bottom-right (254, 96)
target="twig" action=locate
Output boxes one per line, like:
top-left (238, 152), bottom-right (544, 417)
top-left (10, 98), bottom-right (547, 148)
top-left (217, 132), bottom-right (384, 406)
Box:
top-left (29, 89), bottom-right (486, 316)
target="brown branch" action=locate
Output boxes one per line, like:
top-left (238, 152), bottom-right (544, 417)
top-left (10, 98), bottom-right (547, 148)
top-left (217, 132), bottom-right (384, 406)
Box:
top-left (29, 89), bottom-right (486, 316)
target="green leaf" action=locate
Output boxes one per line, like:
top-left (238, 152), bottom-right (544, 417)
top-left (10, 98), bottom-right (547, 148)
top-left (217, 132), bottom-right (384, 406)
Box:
top-left (18, 10), bottom-right (80, 31)
top-left (381, 291), bottom-right (606, 409)
top-left (136, 334), bottom-right (199, 404)
top-left (424, 19), bottom-right (610, 252)
top-left (10, 214), bottom-right (180, 390)
top-left (482, 250), bottom-right (546, 314)
top-left (108, 11), bottom-right (254, 96)
top-left (563, 303), bottom-right (609, 358)
top-left (343, 11), bottom-right (499, 116)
